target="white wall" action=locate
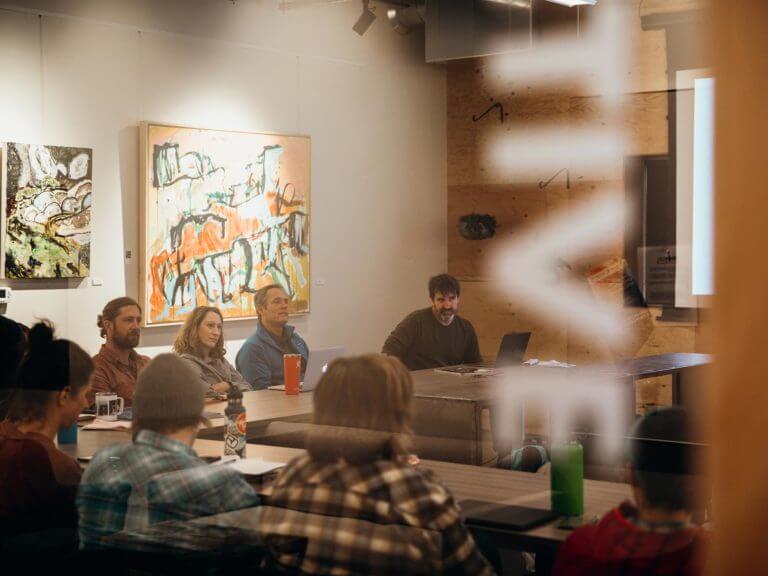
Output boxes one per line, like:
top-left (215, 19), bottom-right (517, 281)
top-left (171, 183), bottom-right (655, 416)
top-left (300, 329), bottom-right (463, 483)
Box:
top-left (0, 0), bottom-right (447, 358)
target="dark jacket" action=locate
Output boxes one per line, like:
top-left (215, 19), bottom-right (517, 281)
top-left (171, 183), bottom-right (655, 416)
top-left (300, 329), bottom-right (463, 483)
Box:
top-left (235, 322), bottom-right (309, 390)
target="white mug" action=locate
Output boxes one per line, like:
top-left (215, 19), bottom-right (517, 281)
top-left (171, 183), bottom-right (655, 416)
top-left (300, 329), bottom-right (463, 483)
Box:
top-left (95, 392), bottom-right (124, 421)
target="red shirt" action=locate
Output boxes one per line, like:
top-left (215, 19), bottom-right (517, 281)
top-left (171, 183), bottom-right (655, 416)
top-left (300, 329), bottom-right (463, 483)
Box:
top-left (90, 344), bottom-right (150, 406)
top-left (0, 421), bottom-right (82, 534)
top-left (554, 502), bottom-right (707, 576)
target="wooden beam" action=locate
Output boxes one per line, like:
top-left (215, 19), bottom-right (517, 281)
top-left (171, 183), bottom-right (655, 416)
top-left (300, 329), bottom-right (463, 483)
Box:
top-left (712, 1), bottom-right (768, 574)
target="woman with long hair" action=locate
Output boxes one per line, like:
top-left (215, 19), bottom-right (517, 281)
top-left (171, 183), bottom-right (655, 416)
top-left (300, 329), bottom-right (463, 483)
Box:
top-left (173, 306), bottom-right (251, 395)
top-left (261, 354), bottom-right (494, 575)
top-left (0, 321), bottom-right (93, 536)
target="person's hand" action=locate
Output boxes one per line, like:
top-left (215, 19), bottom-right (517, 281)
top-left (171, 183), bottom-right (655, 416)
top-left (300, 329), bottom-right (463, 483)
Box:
top-left (212, 381), bottom-right (231, 394)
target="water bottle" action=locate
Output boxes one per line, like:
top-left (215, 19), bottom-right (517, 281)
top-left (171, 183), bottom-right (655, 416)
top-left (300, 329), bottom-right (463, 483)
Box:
top-left (550, 441), bottom-right (584, 517)
top-left (57, 423), bottom-right (78, 445)
top-left (224, 386), bottom-right (246, 458)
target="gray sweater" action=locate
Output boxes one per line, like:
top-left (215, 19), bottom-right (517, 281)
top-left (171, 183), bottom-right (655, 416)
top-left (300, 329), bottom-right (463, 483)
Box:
top-left (178, 353), bottom-right (252, 393)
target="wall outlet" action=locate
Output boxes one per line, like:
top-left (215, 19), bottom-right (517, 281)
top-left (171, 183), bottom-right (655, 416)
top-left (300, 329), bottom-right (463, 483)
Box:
top-left (91, 278), bottom-right (103, 286)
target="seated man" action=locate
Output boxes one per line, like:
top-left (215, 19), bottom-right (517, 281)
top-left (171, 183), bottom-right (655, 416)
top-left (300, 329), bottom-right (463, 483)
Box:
top-left (77, 354), bottom-right (260, 549)
top-left (90, 297), bottom-right (150, 406)
top-left (236, 284), bottom-right (309, 390)
top-left (382, 274), bottom-right (481, 370)
top-left (554, 406), bottom-right (707, 576)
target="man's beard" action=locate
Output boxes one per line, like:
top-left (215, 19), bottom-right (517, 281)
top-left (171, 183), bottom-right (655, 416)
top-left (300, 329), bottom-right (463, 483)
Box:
top-left (114, 331), bottom-right (140, 350)
top-left (439, 309), bottom-right (456, 322)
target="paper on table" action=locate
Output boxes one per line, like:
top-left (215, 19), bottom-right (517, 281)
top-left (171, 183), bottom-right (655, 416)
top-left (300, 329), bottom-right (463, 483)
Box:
top-left (523, 359), bottom-right (576, 368)
top-left (82, 418), bottom-right (132, 431)
top-left (434, 366), bottom-right (497, 377)
top-left (214, 457), bottom-right (284, 477)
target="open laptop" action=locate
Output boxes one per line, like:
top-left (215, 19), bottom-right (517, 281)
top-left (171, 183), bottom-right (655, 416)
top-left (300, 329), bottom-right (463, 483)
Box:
top-left (495, 332), bottom-right (531, 367)
top-left (267, 347), bottom-right (345, 393)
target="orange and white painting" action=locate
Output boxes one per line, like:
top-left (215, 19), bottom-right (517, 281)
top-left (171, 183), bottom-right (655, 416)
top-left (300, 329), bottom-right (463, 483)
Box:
top-left (140, 123), bottom-right (310, 326)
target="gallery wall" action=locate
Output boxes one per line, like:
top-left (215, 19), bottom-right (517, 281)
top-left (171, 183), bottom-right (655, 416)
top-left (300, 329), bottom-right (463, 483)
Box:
top-left (0, 0), bottom-right (447, 357)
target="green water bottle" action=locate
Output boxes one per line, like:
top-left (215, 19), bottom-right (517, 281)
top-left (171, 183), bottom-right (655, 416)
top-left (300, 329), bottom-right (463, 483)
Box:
top-left (550, 441), bottom-right (584, 517)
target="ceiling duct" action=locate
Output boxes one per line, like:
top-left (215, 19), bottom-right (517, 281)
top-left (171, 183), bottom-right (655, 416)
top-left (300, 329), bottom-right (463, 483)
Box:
top-left (278, 0), bottom-right (588, 63)
top-left (424, 0), bottom-right (532, 62)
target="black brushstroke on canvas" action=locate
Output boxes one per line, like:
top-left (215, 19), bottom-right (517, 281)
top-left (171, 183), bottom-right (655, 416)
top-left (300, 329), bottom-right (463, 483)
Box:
top-left (151, 142), bottom-right (308, 312)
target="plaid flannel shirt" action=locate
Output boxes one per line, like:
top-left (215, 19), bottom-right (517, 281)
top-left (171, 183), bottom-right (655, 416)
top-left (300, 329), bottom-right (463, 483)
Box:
top-left (262, 454), bottom-right (494, 575)
top-left (77, 430), bottom-right (259, 549)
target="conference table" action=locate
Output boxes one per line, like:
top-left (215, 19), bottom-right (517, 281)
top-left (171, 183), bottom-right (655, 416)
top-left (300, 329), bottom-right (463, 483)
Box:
top-left (62, 427), bottom-right (631, 572)
top-left (196, 352), bottom-right (712, 466)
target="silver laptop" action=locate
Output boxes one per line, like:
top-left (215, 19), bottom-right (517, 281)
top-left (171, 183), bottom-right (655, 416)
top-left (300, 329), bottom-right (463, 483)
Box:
top-left (267, 347), bottom-right (345, 392)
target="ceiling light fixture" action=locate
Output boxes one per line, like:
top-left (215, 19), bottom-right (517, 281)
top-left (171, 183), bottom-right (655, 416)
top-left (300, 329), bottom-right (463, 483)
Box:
top-left (545, 0), bottom-right (597, 6)
top-left (483, 0), bottom-right (532, 7)
top-left (386, 8), bottom-right (411, 35)
top-left (353, 0), bottom-right (377, 36)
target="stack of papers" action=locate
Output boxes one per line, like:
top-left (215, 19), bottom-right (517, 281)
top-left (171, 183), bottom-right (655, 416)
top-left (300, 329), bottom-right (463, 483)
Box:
top-left (523, 359), bottom-right (576, 368)
top-left (82, 419), bottom-right (132, 431)
top-left (213, 457), bottom-right (284, 477)
top-left (434, 366), bottom-right (496, 376)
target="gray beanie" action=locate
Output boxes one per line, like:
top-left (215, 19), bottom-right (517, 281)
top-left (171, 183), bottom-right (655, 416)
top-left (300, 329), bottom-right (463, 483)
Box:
top-left (133, 353), bottom-right (204, 422)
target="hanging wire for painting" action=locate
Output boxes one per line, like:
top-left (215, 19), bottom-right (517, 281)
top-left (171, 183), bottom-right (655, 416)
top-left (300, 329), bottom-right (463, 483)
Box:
top-left (137, 30), bottom-right (143, 122)
top-left (39, 14), bottom-right (44, 132)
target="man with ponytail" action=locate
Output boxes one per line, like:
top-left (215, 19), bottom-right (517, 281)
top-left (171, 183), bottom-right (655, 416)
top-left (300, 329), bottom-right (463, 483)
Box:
top-left (90, 297), bottom-right (150, 405)
top-left (0, 321), bottom-right (94, 538)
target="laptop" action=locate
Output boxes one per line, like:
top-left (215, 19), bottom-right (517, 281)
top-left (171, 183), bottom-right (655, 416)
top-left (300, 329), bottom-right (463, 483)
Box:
top-left (495, 332), bottom-right (531, 367)
top-left (267, 346), bottom-right (345, 392)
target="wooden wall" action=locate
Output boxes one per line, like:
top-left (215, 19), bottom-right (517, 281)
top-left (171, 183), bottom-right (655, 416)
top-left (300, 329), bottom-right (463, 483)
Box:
top-left (446, 0), bottom-right (699, 413)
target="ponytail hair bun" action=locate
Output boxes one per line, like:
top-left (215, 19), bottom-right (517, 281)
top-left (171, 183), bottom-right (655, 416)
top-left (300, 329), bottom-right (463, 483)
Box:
top-left (17, 320), bottom-right (94, 393)
top-left (27, 321), bottom-right (55, 357)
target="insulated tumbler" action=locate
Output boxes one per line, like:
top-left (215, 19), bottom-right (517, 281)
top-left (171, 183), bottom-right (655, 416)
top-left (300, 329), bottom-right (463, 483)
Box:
top-left (57, 423), bottom-right (78, 445)
top-left (283, 354), bottom-right (301, 395)
top-left (550, 441), bottom-right (584, 517)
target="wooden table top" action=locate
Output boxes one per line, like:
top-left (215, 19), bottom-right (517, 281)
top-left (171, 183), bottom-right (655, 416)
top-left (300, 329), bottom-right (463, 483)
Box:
top-left (170, 353), bottom-right (713, 428)
top-left (204, 389), bottom-right (314, 424)
top-left (409, 352), bottom-right (713, 404)
top-left (63, 429), bottom-right (630, 546)
top-left (616, 353), bottom-right (712, 378)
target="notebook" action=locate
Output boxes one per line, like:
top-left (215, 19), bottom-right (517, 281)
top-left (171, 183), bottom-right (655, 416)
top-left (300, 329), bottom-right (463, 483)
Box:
top-left (459, 500), bottom-right (559, 531)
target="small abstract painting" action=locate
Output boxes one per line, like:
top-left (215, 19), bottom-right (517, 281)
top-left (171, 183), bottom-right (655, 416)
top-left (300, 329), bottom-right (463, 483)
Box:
top-left (140, 123), bottom-right (310, 326)
top-left (3, 142), bottom-right (92, 278)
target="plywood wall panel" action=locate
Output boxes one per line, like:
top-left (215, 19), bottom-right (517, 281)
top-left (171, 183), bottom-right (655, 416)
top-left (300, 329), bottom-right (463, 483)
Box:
top-left (448, 178), bottom-right (625, 280)
top-left (459, 280), bottom-right (567, 361)
top-left (568, 91), bottom-right (669, 156)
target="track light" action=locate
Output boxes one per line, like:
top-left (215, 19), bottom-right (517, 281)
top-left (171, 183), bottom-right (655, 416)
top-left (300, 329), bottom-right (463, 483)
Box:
top-left (386, 8), bottom-right (410, 35)
top-left (484, 0), bottom-right (532, 6)
top-left (352, 0), bottom-right (376, 36)
top-left (545, 0), bottom-right (597, 6)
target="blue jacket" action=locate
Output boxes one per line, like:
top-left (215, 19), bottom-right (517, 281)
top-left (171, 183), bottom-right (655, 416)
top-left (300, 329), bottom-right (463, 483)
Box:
top-left (235, 322), bottom-right (309, 390)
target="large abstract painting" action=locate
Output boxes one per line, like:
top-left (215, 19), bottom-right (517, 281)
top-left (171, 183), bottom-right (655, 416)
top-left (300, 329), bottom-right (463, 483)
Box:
top-left (140, 123), bottom-right (310, 326)
top-left (2, 142), bottom-right (92, 279)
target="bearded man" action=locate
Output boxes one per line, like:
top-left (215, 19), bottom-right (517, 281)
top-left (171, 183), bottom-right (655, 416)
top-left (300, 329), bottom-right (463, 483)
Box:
top-left (382, 274), bottom-right (481, 370)
top-left (89, 297), bottom-right (149, 406)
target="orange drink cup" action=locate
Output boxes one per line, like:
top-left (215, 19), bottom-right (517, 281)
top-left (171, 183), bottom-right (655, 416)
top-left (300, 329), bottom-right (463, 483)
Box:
top-left (283, 354), bottom-right (301, 395)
